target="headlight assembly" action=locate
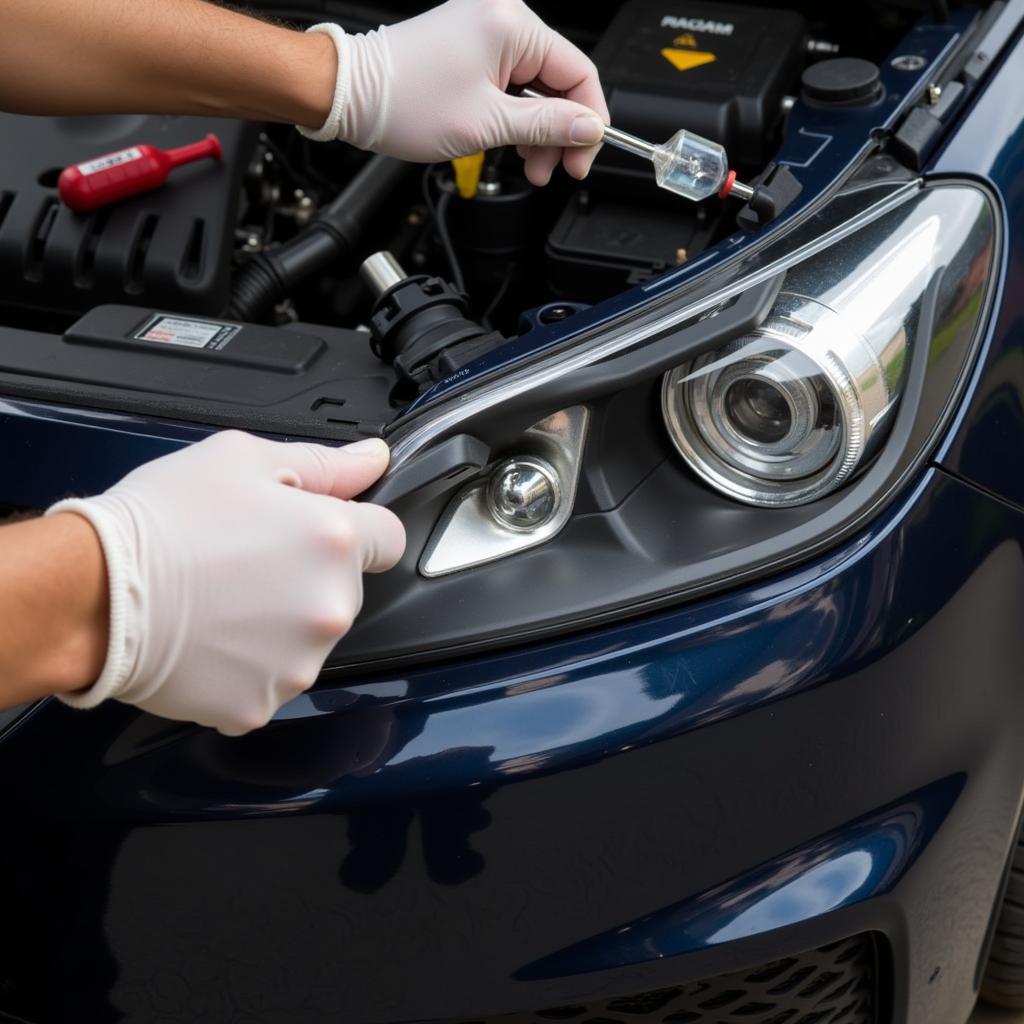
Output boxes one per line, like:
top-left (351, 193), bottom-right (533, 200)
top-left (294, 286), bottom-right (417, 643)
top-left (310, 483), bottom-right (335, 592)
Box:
top-left (325, 177), bottom-right (998, 671)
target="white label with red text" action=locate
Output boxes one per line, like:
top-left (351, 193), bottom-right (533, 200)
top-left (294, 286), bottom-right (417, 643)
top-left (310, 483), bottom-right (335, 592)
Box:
top-left (77, 148), bottom-right (143, 175)
top-left (133, 315), bottom-right (239, 350)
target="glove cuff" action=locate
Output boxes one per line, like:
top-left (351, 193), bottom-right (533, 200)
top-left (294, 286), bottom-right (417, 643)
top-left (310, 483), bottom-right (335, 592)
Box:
top-left (297, 23), bottom-right (352, 142)
top-left (46, 497), bottom-right (138, 709)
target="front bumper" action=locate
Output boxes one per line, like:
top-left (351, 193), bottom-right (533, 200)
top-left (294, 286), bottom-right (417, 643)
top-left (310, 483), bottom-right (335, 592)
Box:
top-left (2, 467), bottom-right (1023, 1024)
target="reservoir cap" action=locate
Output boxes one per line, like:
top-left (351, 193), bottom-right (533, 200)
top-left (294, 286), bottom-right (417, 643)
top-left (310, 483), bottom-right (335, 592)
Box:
top-left (801, 57), bottom-right (882, 106)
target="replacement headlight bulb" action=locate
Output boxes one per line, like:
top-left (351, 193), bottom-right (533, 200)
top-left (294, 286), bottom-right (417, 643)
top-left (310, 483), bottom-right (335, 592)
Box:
top-left (519, 86), bottom-right (753, 203)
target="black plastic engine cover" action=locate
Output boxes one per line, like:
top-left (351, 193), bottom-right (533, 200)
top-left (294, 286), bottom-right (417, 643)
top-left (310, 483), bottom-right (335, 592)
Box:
top-left (591, 0), bottom-right (806, 167)
top-left (0, 304), bottom-right (395, 439)
top-left (0, 113), bottom-right (258, 317)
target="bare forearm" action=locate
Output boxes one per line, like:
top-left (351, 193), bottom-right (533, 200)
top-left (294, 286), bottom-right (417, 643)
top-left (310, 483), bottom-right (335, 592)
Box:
top-left (0, 513), bottom-right (108, 709)
top-left (0, 0), bottom-right (335, 127)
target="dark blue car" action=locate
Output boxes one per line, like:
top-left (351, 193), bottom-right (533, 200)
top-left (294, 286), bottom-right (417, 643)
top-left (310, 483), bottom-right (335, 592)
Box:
top-left (1, 1), bottom-right (1022, 1022)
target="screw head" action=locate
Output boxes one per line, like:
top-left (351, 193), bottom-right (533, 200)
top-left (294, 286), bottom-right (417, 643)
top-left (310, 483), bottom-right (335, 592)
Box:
top-left (892, 54), bottom-right (927, 71)
top-left (487, 457), bottom-right (561, 532)
top-left (539, 305), bottom-right (576, 325)
top-left (926, 82), bottom-right (942, 105)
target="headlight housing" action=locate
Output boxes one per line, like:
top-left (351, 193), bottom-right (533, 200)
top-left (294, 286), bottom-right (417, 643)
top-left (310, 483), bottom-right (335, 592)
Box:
top-left (324, 178), bottom-right (998, 671)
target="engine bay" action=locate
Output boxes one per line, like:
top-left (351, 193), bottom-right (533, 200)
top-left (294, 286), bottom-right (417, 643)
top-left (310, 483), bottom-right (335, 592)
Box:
top-left (0, 0), bottom-right (952, 437)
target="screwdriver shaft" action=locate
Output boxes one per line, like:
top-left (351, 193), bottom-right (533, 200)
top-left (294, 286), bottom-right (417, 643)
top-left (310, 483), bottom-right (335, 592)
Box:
top-left (601, 125), bottom-right (660, 160)
top-left (520, 87), bottom-right (657, 159)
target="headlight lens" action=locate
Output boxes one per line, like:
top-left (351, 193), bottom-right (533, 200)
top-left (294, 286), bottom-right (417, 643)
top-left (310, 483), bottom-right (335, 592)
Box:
top-left (662, 201), bottom-right (941, 506)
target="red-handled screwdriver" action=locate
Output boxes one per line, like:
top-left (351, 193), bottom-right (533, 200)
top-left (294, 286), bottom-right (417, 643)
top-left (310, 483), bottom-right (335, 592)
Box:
top-left (58, 133), bottom-right (222, 212)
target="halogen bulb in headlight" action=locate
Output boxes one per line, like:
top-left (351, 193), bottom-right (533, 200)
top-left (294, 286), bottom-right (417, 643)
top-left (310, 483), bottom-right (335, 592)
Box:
top-left (487, 456), bottom-right (561, 531)
top-left (663, 291), bottom-right (906, 506)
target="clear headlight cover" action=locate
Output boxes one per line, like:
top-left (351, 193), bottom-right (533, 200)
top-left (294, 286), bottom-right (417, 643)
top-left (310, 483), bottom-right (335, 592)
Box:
top-left (662, 183), bottom-right (978, 506)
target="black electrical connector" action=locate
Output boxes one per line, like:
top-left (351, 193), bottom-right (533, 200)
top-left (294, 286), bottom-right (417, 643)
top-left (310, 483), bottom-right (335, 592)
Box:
top-left (736, 164), bottom-right (804, 230)
top-left (360, 252), bottom-right (504, 398)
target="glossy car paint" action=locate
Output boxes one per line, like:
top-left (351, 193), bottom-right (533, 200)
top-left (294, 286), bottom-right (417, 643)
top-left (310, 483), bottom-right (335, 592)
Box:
top-left (1, 8), bottom-right (1024, 1024)
top-left (2, 467), bottom-right (1023, 1024)
top-left (931, 15), bottom-right (1024, 512)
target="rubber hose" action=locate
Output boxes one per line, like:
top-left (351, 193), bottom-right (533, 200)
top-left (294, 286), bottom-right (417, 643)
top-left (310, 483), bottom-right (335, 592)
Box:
top-left (227, 154), bottom-right (410, 322)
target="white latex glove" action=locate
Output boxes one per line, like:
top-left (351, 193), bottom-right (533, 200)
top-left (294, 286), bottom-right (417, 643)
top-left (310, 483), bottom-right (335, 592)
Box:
top-left (298, 0), bottom-right (610, 186)
top-left (46, 432), bottom-right (405, 736)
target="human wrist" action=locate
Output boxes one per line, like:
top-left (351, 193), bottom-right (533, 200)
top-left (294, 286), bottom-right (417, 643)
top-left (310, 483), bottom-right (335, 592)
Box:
top-left (279, 27), bottom-right (338, 129)
top-left (191, 17), bottom-right (338, 127)
top-left (45, 496), bottom-right (145, 710)
top-left (35, 512), bottom-right (110, 697)
top-left (295, 23), bottom-right (394, 149)
top-left (295, 23), bottom-right (353, 141)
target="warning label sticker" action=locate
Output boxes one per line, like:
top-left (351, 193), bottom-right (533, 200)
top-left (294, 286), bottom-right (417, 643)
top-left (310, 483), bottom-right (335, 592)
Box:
top-left (660, 46), bottom-right (716, 71)
top-left (77, 147), bottom-right (143, 176)
top-left (133, 315), bottom-right (240, 350)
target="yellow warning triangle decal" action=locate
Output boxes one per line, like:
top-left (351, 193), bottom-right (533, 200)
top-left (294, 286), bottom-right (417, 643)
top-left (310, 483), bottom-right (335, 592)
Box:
top-left (661, 48), bottom-right (717, 72)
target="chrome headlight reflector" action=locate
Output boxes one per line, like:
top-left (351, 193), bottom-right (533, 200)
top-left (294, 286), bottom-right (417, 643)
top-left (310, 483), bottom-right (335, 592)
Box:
top-left (664, 292), bottom-right (904, 506)
top-left (661, 181), bottom-right (963, 506)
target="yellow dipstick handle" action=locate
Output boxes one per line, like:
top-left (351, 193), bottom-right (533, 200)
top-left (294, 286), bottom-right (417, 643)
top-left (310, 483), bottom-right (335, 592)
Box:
top-left (452, 152), bottom-right (486, 199)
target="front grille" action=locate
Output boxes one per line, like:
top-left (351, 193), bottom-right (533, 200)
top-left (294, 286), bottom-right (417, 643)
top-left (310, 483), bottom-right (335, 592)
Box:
top-left (455, 935), bottom-right (877, 1024)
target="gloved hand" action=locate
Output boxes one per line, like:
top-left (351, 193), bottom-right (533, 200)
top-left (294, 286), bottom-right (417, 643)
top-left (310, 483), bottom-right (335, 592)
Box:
top-left (47, 431), bottom-right (405, 736)
top-left (298, 0), bottom-right (610, 186)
